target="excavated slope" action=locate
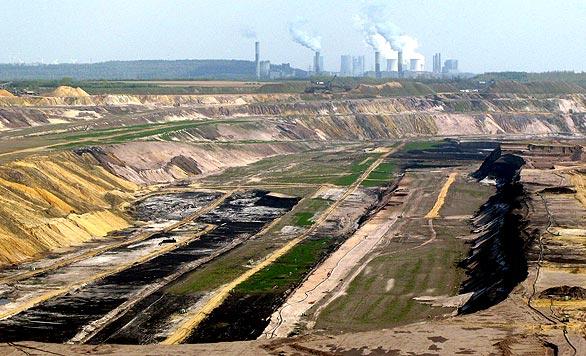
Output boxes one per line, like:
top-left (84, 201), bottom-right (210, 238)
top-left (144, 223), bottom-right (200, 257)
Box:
top-left (0, 152), bottom-right (138, 266)
top-left (0, 93), bottom-right (297, 108)
top-left (76, 141), bottom-right (310, 184)
top-left (0, 141), bottom-right (309, 266)
top-left (0, 93), bottom-right (584, 136)
top-left (0, 90), bottom-right (14, 98)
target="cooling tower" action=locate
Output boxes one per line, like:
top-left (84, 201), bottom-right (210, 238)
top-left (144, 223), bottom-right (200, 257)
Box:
top-left (387, 58), bottom-right (397, 72)
top-left (410, 59), bottom-right (422, 72)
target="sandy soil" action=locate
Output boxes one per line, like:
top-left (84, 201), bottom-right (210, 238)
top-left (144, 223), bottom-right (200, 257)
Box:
top-left (425, 172), bottom-right (458, 218)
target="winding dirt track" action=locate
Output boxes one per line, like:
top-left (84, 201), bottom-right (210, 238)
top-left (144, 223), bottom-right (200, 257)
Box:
top-left (161, 144), bottom-right (403, 345)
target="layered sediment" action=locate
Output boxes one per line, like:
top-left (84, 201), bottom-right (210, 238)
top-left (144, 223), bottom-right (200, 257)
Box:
top-left (0, 93), bottom-right (584, 137)
top-left (0, 140), bottom-right (311, 266)
top-left (0, 153), bottom-right (138, 266)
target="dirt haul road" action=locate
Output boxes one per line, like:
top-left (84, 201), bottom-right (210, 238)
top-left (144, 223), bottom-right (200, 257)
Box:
top-left (262, 203), bottom-right (401, 338)
top-left (161, 144), bottom-right (403, 345)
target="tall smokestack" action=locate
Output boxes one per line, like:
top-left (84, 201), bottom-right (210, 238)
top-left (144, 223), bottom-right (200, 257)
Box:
top-left (314, 51), bottom-right (321, 74)
top-left (397, 51), bottom-right (404, 77)
top-left (255, 41), bottom-right (260, 79)
top-left (374, 51), bottom-right (381, 79)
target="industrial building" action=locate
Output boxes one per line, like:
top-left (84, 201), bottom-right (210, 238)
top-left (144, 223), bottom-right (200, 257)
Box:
top-left (313, 52), bottom-right (324, 74)
top-left (352, 56), bottom-right (365, 77)
top-left (386, 58), bottom-right (397, 72)
top-left (340, 55), bottom-right (352, 76)
top-left (443, 59), bottom-right (459, 73)
top-left (375, 52), bottom-right (382, 78)
top-left (410, 58), bottom-right (423, 72)
top-left (255, 42), bottom-right (260, 79)
top-left (259, 60), bottom-right (271, 78)
top-left (432, 53), bottom-right (442, 74)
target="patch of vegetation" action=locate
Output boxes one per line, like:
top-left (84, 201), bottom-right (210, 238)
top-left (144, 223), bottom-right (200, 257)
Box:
top-left (317, 233), bottom-right (467, 332)
top-left (235, 236), bottom-right (333, 294)
top-left (167, 238), bottom-right (278, 295)
top-left (401, 140), bottom-right (442, 152)
top-left (361, 161), bottom-right (396, 187)
top-left (292, 198), bottom-right (330, 226)
top-left (294, 212), bottom-right (315, 226)
top-left (167, 189), bottom-right (329, 296)
top-left (203, 146), bottom-right (382, 187)
top-left (333, 154), bottom-right (379, 186)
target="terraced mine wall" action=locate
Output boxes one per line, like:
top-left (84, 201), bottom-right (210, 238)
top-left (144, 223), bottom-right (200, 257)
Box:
top-left (0, 152), bottom-right (138, 267)
top-left (0, 191), bottom-right (299, 343)
top-left (1, 93), bottom-right (585, 136)
top-left (458, 150), bottom-right (530, 314)
top-left (0, 141), bottom-right (311, 266)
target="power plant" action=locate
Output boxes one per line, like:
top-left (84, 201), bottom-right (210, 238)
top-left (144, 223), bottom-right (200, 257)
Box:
top-left (374, 51), bottom-right (381, 79)
top-left (352, 56), bottom-right (365, 76)
top-left (340, 55), bottom-right (352, 76)
top-left (387, 59), bottom-right (397, 72)
top-left (313, 51), bottom-right (321, 74)
top-left (255, 41), bottom-right (260, 79)
top-left (432, 53), bottom-right (442, 74)
top-left (397, 51), bottom-right (404, 77)
top-left (261, 24), bottom-right (462, 79)
top-left (410, 59), bottom-right (423, 72)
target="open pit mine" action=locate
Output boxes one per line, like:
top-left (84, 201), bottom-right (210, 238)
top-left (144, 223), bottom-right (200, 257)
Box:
top-left (0, 86), bottom-right (584, 355)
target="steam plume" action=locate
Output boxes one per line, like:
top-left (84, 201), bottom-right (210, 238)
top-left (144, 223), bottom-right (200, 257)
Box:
top-left (288, 19), bottom-right (322, 52)
top-left (356, 1), bottom-right (423, 60)
top-left (241, 26), bottom-right (257, 39)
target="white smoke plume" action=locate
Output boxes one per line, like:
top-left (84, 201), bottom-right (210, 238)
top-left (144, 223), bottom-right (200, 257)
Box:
top-left (241, 26), bottom-right (257, 39)
top-left (354, 15), bottom-right (394, 58)
top-left (288, 19), bottom-right (322, 52)
top-left (356, 1), bottom-right (424, 60)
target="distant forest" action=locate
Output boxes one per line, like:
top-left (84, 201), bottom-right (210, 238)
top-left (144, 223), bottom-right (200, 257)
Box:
top-left (476, 71), bottom-right (586, 83)
top-left (0, 60), bottom-right (303, 80)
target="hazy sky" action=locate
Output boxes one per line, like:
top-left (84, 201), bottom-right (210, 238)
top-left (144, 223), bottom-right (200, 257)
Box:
top-left (1, 0), bottom-right (584, 73)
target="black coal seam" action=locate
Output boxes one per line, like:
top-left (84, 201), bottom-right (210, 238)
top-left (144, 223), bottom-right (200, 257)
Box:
top-left (0, 191), bottom-right (299, 343)
top-left (458, 151), bottom-right (531, 314)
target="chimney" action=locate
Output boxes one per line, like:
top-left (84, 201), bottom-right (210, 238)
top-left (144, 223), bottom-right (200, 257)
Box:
top-left (375, 51), bottom-right (381, 79)
top-left (255, 41), bottom-right (260, 79)
top-left (397, 51), bottom-right (404, 77)
top-left (314, 51), bottom-right (321, 74)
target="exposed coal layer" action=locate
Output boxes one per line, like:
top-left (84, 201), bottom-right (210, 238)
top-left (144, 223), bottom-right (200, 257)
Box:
top-left (458, 150), bottom-right (530, 314)
top-left (0, 191), bottom-right (299, 343)
top-left (394, 139), bottom-right (499, 170)
top-left (187, 293), bottom-right (285, 343)
top-left (539, 286), bottom-right (586, 300)
top-left (88, 292), bottom-right (201, 344)
top-left (132, 192), bottom-right (223, 222)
